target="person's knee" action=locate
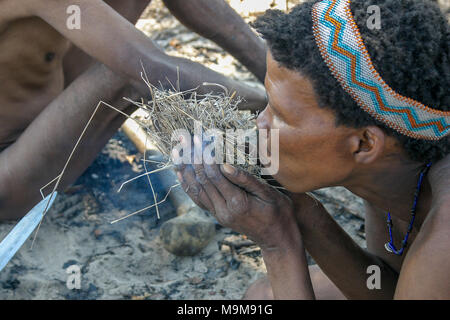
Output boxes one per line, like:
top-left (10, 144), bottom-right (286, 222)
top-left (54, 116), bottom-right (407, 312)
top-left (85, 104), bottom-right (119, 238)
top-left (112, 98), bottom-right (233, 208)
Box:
top-left (243, 276), bottom-right (274, 300)
top-left (309, 265), bottom-right (346, 300)
top-left (243, 265), bottom-right (346, 300)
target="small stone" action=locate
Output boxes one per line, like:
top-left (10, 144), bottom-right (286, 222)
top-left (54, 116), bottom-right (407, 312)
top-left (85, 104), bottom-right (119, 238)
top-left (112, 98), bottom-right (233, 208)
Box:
top-left (94, 229), bottom-right (102, 238)
top-left (169, 38), bottom-right (181, 48)
top-left (188, 277), bottom-right (203, 285)
top-left (194, 261), bottom-right (208, 273)
top-left (160, 207), bottom-right (215, 256)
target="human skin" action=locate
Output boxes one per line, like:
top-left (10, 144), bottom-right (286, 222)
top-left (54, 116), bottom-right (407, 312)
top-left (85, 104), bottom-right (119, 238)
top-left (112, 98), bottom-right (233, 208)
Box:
top-left (176, 51), bottom-right (450, 299)
top-left (0, 0), bottom-right (267, 219)
top-left (162, 0), bottom-right (267, 83)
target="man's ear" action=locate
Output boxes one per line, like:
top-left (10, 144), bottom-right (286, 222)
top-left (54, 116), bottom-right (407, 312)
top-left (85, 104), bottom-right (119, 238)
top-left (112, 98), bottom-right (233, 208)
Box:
top-left (350, 126), bottom-right (385, 164)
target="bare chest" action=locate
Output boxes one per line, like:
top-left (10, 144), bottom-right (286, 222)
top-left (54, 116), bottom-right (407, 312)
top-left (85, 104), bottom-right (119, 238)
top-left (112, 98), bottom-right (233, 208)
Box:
top-left (0, 17), bottom-right (71, 144)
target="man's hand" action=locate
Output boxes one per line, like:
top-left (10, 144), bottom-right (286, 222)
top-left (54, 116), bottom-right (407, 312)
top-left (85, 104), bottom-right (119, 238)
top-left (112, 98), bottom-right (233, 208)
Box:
top-left (173, 137), bottom-right (299, 250)
top-left (173, 137), bottom-right (316, 299)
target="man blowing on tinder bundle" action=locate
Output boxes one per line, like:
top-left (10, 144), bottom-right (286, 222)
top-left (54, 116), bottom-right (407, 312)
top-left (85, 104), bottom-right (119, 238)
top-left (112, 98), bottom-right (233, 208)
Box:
top-left (175, 0), bottom-right (450, 299)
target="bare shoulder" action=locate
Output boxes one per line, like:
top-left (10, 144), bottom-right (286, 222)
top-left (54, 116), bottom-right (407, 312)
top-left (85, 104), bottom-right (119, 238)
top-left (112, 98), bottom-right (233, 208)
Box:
top-left (0, 0), bottom-right (39, 30)
top-left (394, 156), bottom-right (450, 299)
top-left (0, 0), bottom-right (37, 17)
top-left (413, 157), bottom-right (450, 267)
top-left (430, 152), bottom-right (450, 179)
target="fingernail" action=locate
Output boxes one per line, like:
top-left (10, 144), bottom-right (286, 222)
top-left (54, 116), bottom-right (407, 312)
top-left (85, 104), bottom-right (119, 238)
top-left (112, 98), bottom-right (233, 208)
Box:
top-left (172, 149), bottom-right (180, 163)
top-left (194, 135), bottom-right (201, 147)
top-left (204, 164), bottom-right (215, 178)
top-left (176, 171), bottom-right (183, 183)
top-left (221, 163), bottom-right (236, 175)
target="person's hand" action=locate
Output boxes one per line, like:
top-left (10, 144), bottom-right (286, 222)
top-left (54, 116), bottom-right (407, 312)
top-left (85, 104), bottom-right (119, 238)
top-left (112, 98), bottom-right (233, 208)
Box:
top-left (173, 148), bottom-right (300, 250)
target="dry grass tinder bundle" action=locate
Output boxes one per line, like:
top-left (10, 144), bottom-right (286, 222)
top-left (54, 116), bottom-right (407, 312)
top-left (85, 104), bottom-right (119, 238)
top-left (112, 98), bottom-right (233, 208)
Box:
top-left (125, 73), bottom-right (262, 179)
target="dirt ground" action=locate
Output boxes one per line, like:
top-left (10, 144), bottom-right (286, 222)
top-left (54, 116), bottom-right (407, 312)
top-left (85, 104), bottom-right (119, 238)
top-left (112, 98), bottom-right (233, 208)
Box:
top-left (3, 0), bottom-right (427, 300)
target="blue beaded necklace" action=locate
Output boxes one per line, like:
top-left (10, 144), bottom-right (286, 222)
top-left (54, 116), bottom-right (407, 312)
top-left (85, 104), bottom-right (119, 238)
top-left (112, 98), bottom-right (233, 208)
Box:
top-left (384, 162), bottom-right (432, 256)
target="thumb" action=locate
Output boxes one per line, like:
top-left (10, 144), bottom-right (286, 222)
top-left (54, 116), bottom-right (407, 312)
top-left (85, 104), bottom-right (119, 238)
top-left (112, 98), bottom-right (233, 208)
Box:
top-left (220, 164), bottom-right (273, 202)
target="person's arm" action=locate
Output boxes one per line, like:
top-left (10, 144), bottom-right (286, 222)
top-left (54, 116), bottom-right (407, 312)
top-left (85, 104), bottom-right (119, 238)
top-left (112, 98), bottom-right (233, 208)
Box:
top-left (63, 0), bottom-right (152, 86)
top-left (289, 193), bottom-right (400, 299)
top-left (394, 154), bottom-right (450, 299)
top-left (28, 0), bottom-right (266, 110)
top-left (175, 155), bottom-right (315, 299)
top-left (392, 194), bottom-right (449, 299)
top-left (162, 0), bottom-right (267, 82)
top-left (260, 227), bottom-right (315, 300)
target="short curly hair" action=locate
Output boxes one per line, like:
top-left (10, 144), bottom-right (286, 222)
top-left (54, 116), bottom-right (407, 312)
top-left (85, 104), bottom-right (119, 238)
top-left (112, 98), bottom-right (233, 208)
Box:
top-left (252, 0), bottom-right (449, 163)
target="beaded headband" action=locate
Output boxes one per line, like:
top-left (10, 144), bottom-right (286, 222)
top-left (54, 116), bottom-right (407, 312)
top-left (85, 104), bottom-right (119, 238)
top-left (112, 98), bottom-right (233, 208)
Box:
top-left (311, 0), bottom-right (449, 140)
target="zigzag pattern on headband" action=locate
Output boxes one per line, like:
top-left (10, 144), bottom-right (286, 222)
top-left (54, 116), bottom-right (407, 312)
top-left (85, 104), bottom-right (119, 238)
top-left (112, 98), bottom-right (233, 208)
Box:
top-left (311, 0), bottom-right (450, 140)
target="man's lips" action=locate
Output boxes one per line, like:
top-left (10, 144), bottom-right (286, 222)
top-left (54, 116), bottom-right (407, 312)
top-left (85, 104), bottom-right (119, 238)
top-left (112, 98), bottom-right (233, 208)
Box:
top-left (259, 153), bottom-right (271, 168)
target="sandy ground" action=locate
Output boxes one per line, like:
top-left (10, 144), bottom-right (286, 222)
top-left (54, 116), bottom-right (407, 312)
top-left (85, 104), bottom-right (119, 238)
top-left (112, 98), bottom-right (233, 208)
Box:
top-left (0, 0), bottom-right (374, 300)
top-left (0, 131), bottom-right (273, 300)
top-left (0, 131), bottom-right (364, 300)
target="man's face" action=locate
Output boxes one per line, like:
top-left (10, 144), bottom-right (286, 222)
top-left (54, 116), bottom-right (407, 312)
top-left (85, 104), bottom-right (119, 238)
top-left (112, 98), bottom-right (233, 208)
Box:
top-left (257, 51), bottom-right (357, 193)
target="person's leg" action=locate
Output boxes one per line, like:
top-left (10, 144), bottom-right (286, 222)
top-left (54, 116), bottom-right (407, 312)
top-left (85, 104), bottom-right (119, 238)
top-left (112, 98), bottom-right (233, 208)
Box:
top-left (243, 264), bottom-right (346, 300)
top-left (162, 0), bottom-right (267, 82)
top-left (63, 0), bottom-right (152, 86)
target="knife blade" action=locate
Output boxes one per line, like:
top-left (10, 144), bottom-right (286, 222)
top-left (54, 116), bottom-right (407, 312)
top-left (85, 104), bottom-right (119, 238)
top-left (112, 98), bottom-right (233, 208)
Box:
top-left (0, 192), bottom-right (58, 271)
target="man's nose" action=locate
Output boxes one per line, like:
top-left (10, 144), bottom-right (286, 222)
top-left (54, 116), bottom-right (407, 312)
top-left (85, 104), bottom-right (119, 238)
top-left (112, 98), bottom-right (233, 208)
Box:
top-left (256, 106), bottom-right (270, 131)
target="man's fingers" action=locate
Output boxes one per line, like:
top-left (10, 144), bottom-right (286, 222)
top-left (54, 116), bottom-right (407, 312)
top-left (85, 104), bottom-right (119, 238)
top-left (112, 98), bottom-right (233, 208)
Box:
top-left (204, 163), bottom-right (257, 215)
top-left (203, 163), bottom-right (242, 197)
top-left (203, 163), bottom-right (251, 220)
top-left (193, 163), bottom-right (226, 212)
top-left (219, 164), bottom-right (274, 202)
top-left (178, 165), bottom-right (215, 213)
